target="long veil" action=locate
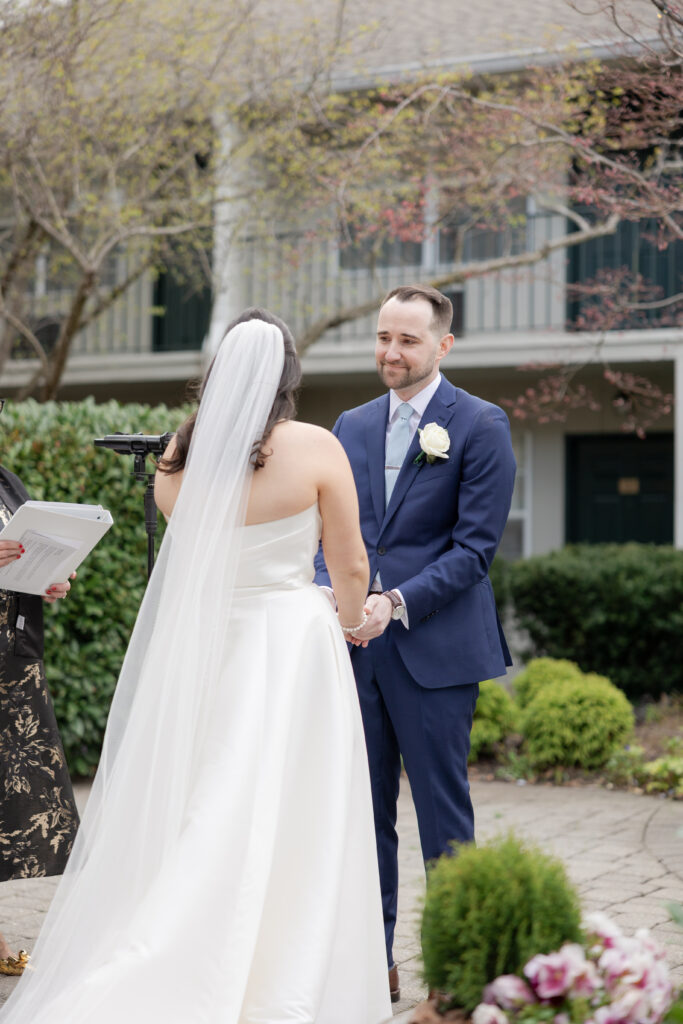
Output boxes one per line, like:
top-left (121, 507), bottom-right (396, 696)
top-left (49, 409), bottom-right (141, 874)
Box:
top-left (0, 320), bottom-right (285, 1022)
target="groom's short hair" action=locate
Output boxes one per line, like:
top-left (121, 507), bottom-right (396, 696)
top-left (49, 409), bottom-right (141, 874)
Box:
top-left (381, 285), bottom-right (453, 339)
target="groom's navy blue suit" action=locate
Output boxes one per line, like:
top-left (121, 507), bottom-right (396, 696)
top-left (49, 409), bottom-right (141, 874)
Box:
top-left (314, 375), bottom-right (516, 966)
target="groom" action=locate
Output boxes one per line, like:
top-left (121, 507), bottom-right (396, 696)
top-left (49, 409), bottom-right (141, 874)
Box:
top-left (314, 284), bottom-right (516, 1001)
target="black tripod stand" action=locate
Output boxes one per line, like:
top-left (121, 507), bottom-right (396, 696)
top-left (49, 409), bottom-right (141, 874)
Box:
top-left (132, 453), bottom-right (162, 579)
top-left (93, 432), bottom-right (174, 581)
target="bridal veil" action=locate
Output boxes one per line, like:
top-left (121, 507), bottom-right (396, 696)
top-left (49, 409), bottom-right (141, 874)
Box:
top-left (0, 320), bottom-right (286, 1021)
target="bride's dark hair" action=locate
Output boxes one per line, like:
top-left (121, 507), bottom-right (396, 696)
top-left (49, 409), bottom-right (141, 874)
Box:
top-left (158, 307), bottom-right (302, 474)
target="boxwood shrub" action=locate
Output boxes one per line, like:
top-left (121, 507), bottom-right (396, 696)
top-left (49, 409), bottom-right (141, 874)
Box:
top-left (422, 834), bottom-right (582, 1011)
top-left (469, 679), bottom-right (518, 762)
top-left (507, 544), bottom-right (683, 701)
top-left (513, 657), bottom-right (583, 709)
top-left (520, 673), bottom-right (634, 770)
top-left (2, 398), bottom-right (190, 775)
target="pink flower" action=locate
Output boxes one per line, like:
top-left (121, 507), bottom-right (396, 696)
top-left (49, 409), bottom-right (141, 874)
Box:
top-left (594, 987), bottom-right (657, 1024)
top-left (472, 1002), bottom-right (510, 1024)
top-left (584, 912), bottom-right (624, 951)
top-left (599, 944), bottom-right (653, 991)
top-left (610, 971), bottom-right (674, 1024)
top-left (483, 975), bottom-right (536, 1010)
top-left (635, 928), bottom-right (667, 963)
top-left (559, 943), bottom-right (602, 998)
top-left (524, 950), bottom-right (575, 999)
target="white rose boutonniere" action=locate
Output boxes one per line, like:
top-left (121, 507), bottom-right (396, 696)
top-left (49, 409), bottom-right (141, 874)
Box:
top-left (415, 423), bottom-right (450, 465)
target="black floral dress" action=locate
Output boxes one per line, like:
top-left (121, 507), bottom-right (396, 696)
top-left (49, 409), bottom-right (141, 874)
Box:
top-left (0, 487), bottom-right (79, 881)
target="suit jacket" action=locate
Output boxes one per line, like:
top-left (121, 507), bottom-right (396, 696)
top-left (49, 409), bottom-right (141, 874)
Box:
top-left (0, 466), bottom-right (45, 660)
top-left (314, 377), bottom-right (516, 688)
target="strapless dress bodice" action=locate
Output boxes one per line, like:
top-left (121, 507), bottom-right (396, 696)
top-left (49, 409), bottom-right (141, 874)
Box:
top-left (234, 502), bottom-right (322, 592)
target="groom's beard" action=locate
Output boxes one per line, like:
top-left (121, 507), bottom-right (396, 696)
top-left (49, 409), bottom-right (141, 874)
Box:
top-left (377, 361), bottom-right (435, 392)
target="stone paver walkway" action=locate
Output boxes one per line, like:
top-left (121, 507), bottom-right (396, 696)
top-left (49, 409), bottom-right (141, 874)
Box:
top-left (392, 779), bottom-right (683, 1018)
top-left (0, 779), bottom-right (682, 1017)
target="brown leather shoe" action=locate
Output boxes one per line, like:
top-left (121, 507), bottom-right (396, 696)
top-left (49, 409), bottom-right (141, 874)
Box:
top-left (389, 965), bottom-right (400, 1003)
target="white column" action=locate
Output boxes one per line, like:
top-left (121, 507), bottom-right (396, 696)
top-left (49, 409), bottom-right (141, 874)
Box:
top-left (675, 351), bottom-right (683, 548)
top-left (204, 116), bottom-right (243, 363)
top-left (421, 175), bottom-right (439, 276)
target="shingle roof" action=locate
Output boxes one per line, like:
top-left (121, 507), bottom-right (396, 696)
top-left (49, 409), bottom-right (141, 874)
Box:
top-left (325, 0), bottom-right (661, 80)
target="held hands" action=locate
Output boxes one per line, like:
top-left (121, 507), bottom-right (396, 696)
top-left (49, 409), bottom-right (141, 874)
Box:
top-left (343, 593), bottom-right (393, 647)
top-left (43, 572), bottom-right (77, 604)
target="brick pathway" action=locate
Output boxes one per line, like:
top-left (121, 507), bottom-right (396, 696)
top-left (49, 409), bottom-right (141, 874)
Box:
top-left (1, 779), bottom-right (681, 1018)
top-left (392, 779), bottom-right (683, 1019)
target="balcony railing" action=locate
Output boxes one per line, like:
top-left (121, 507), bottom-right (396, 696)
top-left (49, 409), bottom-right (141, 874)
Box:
top-left (237, 208), bottom-right (568, 348)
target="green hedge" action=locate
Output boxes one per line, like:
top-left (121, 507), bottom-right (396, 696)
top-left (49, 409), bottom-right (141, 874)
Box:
top-left (506, 544), bottom-right (683, 701)
top-left (2, 398), bottom-right (190, 775)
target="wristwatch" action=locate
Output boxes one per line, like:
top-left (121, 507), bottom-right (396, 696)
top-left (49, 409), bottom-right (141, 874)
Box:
top-left (382, 589), bottom-right (406, 620)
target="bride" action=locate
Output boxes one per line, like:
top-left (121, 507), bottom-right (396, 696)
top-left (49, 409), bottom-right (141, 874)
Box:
top-left (0, 309), bottom-right (391, 1024)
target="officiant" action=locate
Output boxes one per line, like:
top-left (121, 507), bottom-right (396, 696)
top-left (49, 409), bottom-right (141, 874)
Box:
top-left (0, 457), bottom-right (79, 911)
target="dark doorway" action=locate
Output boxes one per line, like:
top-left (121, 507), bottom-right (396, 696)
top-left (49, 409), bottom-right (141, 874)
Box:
top-left (566, 433), bottom-right (673, 544)
top-left (152, 269), bottom-right (212, 352)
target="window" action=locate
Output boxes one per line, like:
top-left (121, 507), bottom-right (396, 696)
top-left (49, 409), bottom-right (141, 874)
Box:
top-left (567, 209), bottom-right (683, 330)
top-left (338, 230), bottom-right (422, 271)
top-left (439, 197), bottom-right (528, 265)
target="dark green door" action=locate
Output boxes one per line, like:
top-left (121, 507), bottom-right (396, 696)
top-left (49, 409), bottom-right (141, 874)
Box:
top-left (566, 434), bottom-right (673, 544)
top-left (152, 270), bottom-right (212, 352)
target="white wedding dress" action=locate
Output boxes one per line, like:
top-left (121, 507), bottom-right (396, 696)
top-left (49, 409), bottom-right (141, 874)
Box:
top-left (0, 325), bottom-right (391, 1024)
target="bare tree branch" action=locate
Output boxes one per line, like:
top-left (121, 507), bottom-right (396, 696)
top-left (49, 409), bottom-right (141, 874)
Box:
top-left (77, 254), bottom-right (155, 331)
top-left (628, 289), bottom-right (683, 311)
top-left (0, 299), bottom-right (50, 376)
top-left (297, 213), bottom-right (621, 352)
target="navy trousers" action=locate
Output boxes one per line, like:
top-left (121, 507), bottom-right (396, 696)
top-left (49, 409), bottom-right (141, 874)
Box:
top-left (352, 629), bottom-right (479, 967)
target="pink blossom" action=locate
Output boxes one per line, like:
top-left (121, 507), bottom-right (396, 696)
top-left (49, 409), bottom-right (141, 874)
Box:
top-left (524, 950), bottom-right (575, 999)
top-left (594, 987), bottom-right (660, 1024)
top-left (610, 969), bottom-right (674, 1024)
top-left (559, 943), bottom-right (602, 998)
top-left (593, 1000), bottom-right (632, 1024)
top-left (634, 928), bottom-right (667, 962)
top-left (599, 944), bottom-right (654, 991)
top-left (472, 1002), bottom-right (510, 1024)
top-left (584, 912), bottom-right (624, 951)
top-left (483, 975), bottom-right (536, 1010)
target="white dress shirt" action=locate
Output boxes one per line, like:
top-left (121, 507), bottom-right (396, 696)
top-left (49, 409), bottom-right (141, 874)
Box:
top-left (377, 372), bottom-right (444, 628)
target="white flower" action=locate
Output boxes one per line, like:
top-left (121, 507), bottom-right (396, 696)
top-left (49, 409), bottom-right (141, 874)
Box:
top-left (472, 1003), bottom-right (510, 1024)
top-left (418, 422), bottom-right (450, 462)
top-left (483, 974), bottom-right (536, 1009)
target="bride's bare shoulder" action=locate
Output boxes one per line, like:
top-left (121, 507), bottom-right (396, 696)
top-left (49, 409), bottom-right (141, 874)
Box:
top-left (272, 420), bottom-right (340, 451)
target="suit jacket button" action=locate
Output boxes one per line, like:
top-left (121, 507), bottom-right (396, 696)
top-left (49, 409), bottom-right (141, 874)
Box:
top-left (378, 546), bottom-right (386, 555)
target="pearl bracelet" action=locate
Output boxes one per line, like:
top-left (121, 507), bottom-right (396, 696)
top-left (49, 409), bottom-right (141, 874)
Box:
top-left (339, 610), bottom-right (368, 634)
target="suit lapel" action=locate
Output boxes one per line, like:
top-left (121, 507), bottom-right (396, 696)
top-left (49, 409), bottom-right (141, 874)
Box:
top-left (381, 379), bottom-right (458, 532)
top-left (366, 394), bottom-right (390, 527)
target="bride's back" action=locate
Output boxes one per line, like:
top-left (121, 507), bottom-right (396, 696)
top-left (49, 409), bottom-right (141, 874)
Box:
top-left (244, 419), bottom-right (329, 525)
top-left (156, 419), bottom-right (338, 526)
top-left (156, 415), bottom-right (368, 626)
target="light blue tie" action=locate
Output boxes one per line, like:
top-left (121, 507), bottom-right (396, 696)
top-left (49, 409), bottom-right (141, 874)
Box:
top-left (385, 402), bottom-right (413, 509)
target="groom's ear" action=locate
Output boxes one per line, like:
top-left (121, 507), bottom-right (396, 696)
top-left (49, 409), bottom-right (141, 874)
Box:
top-left (437, 333), bottom-right (455, 361)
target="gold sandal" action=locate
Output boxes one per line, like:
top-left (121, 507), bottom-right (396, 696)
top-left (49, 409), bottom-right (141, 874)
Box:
top-left (0, 951), bottom-right (29, 976)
